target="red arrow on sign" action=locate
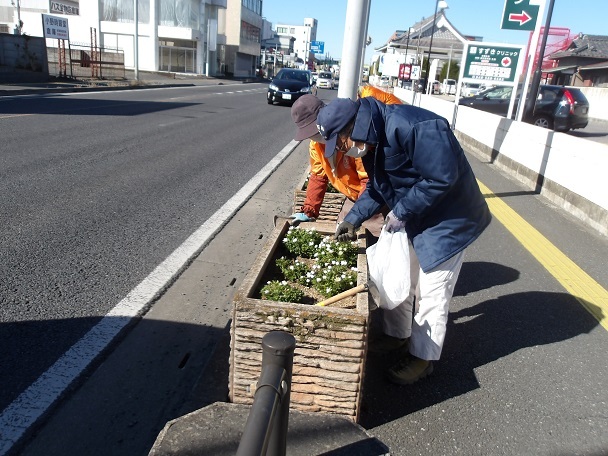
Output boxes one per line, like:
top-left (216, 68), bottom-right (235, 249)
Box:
top-left (508, 10), bottom-right (532, 26)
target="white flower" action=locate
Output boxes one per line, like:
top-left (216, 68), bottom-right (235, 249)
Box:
top-left (281, 280), bottom-right (288, 286)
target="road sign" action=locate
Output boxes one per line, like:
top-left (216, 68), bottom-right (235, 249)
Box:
top-left (410, 65), bottom-right (421, 81)
top-left (462, 43), bottom-right (523, 83)
top-left (310, 41), bottom-right (325, 54)
top-left (501, 0), bottom-right (541, 31)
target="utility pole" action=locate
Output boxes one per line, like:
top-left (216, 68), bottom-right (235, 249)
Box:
top-left (134, 0), bottom-right (139, 80)
top-left (11, 0), bottom-right (22, 35)
top-left (524, 0), bottom-right (556, 120)
top-left (338, 0), bottom-right (371, 100)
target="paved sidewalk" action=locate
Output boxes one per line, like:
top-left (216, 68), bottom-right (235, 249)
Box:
top-left (0, 70), bottom-right (264, 96)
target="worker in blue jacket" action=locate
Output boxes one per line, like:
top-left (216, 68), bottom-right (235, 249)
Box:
top-left (316, 97), bottom-right (491, 385)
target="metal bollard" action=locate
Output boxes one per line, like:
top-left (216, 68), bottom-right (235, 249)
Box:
top-left (236, 331), bottom-right (296, 456)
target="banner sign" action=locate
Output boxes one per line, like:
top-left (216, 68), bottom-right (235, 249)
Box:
top-left (462, 43), bottom-right (523, 83)
top-left (49, 0), bottom-right (79, 16)
top-left (42, 14), bottom-right (69, 40)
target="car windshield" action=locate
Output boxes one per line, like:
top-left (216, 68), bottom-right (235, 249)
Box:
top-left (319, 72), bottom-right (332, 78)
top-left (277, 71), bottom-right (308, 82)
top-left (482, 86), bottom-right (512, 99)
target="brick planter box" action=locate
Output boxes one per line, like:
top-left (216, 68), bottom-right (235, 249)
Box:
top-left (229, 220), bottom-right (370, 422)
top-left (293, 170), bottom-right (346, 222)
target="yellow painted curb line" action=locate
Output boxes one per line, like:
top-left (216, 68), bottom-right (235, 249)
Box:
top-left (478, 180), bottom-right (608, 331)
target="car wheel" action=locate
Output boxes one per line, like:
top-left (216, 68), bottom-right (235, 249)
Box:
top-left (533, 115), bottom-right (553, 130)
top-left (267, 92), bottom-right (274, 104)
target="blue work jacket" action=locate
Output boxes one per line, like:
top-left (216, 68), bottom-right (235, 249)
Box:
top-left (344, 97), bottom-right (492, 272)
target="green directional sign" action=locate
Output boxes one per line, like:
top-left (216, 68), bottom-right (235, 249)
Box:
top-left (501, 0), bottom-right (540, 31)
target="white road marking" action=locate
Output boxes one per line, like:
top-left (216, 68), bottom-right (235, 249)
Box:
top-left (0, 140), bottom-right (300, 455)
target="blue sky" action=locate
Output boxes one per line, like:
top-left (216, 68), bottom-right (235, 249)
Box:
top-left (261, 0), bottom-right (605, 63)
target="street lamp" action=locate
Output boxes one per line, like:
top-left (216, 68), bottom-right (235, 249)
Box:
top-left (424, 0), bottom-right (448, 93)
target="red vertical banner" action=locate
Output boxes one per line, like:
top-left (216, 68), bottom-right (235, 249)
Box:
top-left (399, 64), bottom-right (412, 80)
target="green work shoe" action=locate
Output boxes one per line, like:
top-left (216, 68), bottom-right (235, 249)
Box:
top-left (387, 355), bottom-right (433, 385)
top-left (367, 334), bottom-right (409, 355)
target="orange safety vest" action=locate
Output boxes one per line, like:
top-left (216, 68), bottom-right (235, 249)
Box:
top-left (300, 86), bottom-right (402, 218)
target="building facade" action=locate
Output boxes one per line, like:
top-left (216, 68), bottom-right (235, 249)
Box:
top-left (0, 0), bottom-right (263, 78)
top-left (274, 17), bottom-right (316, 68)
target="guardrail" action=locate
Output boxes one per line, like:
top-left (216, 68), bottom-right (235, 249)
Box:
top-left (392, 85), bottom-right (608, 236)
top-left (236, 331), bottom-right (296, 456)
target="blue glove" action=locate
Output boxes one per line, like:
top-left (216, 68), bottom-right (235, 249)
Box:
top-left (384, 211), bottom-right (406, 233)
top-left (290, 212), bottom-right (314, 223)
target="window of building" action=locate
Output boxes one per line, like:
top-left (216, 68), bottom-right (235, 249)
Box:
top-left (100, 0), bottom-right (150, 24)
top-left (290, 28), bottom-right (295, 34)
top-left (241, 0), bottom-right (262, 15)
top-left (241, 21), bottom-right (260, 43)
top-left (159, 0), bottom-right (198, 28)
top-left (277, 27), bottom-right (288, 34)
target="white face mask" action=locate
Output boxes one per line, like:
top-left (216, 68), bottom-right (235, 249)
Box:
top-left (345, 143), bottom-right (369, 158)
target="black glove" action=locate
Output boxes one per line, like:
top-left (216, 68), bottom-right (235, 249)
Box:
top-left (335, 221), bottom-right (357, 242)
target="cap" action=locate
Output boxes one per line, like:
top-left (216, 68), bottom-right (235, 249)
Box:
top-left (291, 95), bottom-right (325, 141)
top-left (316, 98), bottom-right (359, 157)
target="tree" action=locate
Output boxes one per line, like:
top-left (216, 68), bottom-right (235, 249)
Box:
top-left (439, 60), bottom-right (460, 81)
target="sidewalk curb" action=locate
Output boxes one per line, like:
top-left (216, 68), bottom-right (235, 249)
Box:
top-left (0, 83), bottom-right (195, 97)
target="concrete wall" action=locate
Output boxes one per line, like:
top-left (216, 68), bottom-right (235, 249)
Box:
top-left (579, 87), bottom-right (608, 122)
top-left (0, 34), bottom-right (48, 74)
top-left (394, 87), bottom-right (608, 237)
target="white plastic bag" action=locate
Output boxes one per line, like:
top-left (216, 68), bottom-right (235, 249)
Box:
top-left (366, 226), bottom-right (411, 310)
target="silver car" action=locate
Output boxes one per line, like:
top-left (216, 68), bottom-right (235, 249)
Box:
top-left (317, 71), bottom-right (335, 90)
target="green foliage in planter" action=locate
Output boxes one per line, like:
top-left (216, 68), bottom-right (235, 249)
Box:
top-left (276, 257), bottom-right (310, 285)
top-left (282, 226), bottom-right (323, 258)
top-left (260, 280), bottom-right (305, 302)
top-left (314, 238), bottom-right (359, 268)
top-left (307, 262), bottom-right (357, 298)
top-left (266, 226), bottom-right (360, 301)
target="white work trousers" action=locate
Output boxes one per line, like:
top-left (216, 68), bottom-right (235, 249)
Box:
top-left (381, 241), bottom-right (465, 361)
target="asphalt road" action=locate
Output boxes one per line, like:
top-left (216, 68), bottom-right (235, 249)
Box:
top-left (1, 85), bottom-right (608, 455)
top-left (0, 83), bottom-right (331, 425)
